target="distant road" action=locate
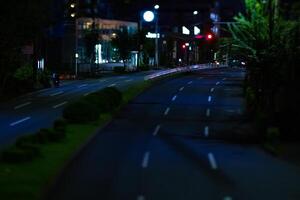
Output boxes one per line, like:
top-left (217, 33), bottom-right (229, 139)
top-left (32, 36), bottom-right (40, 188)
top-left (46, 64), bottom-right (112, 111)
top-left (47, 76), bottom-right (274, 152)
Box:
top-left (0, 70), bottom-right (158, 147)
top-left (48, 67), bottom-right (300, 200)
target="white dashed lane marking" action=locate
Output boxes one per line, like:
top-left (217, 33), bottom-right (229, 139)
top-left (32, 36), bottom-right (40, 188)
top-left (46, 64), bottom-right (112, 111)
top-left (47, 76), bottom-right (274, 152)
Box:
top-left (53, 101), bottom-right (68, 109)
top-left (142, 152), bottom-right (150, 168)
top-left (208, 153), bottom-right (218, 170)
top-left (10, 117), bottom-right (31, 127)
top-left (14, 102), bottom-right (32, 110)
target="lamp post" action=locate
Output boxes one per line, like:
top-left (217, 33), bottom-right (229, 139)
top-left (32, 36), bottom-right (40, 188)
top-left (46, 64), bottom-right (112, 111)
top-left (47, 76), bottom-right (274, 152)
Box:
top-left (154, 4), bottom-right (159, 69)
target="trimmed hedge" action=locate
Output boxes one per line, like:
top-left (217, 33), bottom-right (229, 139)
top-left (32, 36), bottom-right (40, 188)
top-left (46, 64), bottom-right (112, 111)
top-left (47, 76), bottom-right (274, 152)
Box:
top-left (64, 87), bottom-right (122, 123)
top-left (63, 99), bottom-right (99, 123)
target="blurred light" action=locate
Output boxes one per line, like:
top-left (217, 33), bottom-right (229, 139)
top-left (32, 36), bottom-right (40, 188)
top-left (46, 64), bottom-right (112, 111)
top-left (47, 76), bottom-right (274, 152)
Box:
top-left (70, 3), bottom-right (75, 8)
top-left (193, 11), bottom-right (198, 15)
top-left (154, 4), bottom-right (160, 10)
top-left (206, 33), bottom-right (213, 40)
top-left (195, 35), bottom-right (204, 39)
top-left (182, 26), bottom-right (190, 35)
top-left (75, 53), bottom-right (79, 58)
top-left (182, 44), bottom-right (186, 49)
top-left (146, 32), bottom-right (160, 38)
top-left (241, 62), bottom-right (246, 65)
top-left (143, 11), bottom-right (155, 22)
top-left (185, 43), bottom-right (190, 46)
top-left (179, 58), bottom-right (182, 62)
top-left (70, 13), bottom-right (76, 18)
top-left (194, 26), bottom-right (201, 35)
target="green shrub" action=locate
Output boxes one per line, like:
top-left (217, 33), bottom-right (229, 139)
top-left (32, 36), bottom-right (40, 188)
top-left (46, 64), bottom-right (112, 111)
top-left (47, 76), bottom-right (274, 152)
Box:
top-left (113, 66), bottom-right (125, 73)
top-left (53, 119), bottom-right (67, 132)
top-left (84, 87), bottom-right (122, 113)
top-left (63, 100), bottom-right (99, 123)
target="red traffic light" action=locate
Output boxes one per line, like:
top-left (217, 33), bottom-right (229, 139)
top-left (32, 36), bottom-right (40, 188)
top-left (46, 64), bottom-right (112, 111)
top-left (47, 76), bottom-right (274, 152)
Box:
top-left (206, 33), bottom-right (213, 40)
top-left (182, 44), bottom-right (186, 49)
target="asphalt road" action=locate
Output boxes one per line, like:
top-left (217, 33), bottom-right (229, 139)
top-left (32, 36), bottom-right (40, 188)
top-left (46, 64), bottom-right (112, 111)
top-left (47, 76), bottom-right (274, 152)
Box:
top-left (48, 68), bottom-right (300, 200)
top-left (0, 71), bottom-right (158, 147)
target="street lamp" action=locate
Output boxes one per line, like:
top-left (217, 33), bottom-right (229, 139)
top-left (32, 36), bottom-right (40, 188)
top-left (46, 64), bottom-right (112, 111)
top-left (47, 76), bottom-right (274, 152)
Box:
top-left (143, 11), bottom-right (155, 22)
top-left (154, 5), bottom-right (159, 69)
top-left (193, 10), bottom-right (198, 15)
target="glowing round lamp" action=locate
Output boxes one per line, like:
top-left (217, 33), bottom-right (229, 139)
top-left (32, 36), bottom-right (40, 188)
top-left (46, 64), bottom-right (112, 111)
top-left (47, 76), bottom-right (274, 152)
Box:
top-left (143, 11), bottom-right (155, 22)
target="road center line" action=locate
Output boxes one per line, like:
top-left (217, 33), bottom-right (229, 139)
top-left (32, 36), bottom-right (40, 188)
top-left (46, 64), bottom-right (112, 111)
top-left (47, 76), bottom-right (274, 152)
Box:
top-left (53, 101), bottom-right (68, 109)
top-left (164, 107), bottom-right (170, 116)
top-left (10, 117), bottom-right (31, 126)
top-left (179, 86), bottom-right (185, 91)
top-left (153, 125), bottom-right (161, 136)
top-left (210, 88), bottom-right (215, 92)
top-left (206, 108), bottom-right (211, 117)
top-left (204, 126), bottom-right (209, 137)
top-left (50, 91), bottom-right (63, 97)
top-left (78, 84), bottom-right (88, 88)
top-left (208, 96), bottom-right (212, 102)
top-left (142, 152), bottom-right (150, 168)
top-left (208, 153), bottom-right (218, 170)
top-left (14, 102), bottom-right (32, 110)
top-left (137, 195), bottom-right (146, 200)
top-left (172, 95), bottom-right (177, 101)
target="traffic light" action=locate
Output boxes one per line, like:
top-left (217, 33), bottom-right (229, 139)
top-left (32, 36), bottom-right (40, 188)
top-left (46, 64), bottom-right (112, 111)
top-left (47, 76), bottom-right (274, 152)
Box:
top-left (206, 33), bottom-right (214, 41)
top-left (182, 44), bottom-right (186, 49)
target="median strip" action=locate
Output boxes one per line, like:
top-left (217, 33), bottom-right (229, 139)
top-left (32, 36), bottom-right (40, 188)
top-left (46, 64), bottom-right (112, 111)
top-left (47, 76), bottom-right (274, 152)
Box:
top-left (14, 102), bottom-right (32, 110)
top-left (10, 117), bottom-right (31, 127)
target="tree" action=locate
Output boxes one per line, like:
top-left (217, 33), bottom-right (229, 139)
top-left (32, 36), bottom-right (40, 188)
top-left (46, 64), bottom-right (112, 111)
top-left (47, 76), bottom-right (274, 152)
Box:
top-left (227, 0), bottom-right (300, 136)
top-left (0, 0), bottom-right (51, 96)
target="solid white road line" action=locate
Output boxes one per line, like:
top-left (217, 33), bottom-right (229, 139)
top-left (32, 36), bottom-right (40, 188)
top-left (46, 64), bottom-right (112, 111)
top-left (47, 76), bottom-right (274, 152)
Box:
top-left (223, 196), bottom-right (233, 200)
top-left (208, 153), bottom-right (218, 170)
top-left (188, 81), bottom-right (193, 85)
top-left (208, 96), bottom-right (212, 102)
top-left (137, 195), bottom-right (146, 200)
top-left (78, 84), bottom-right (88, 88)
top-left (172, 95), bottom-right (177, 101)
top-left (153, 125), bottom-right (161, 136)
top-left (142, 152), bottom-right (150, 168)
top-left (50, 91), bottom-right (63, 97)
top-left (216, 82), bottom-right (220, 85)
top-left (210, 88), bottom-right (215, 92)
top-left (179, 86), bottom-right (185, 91)
top-left (164, 107), bottom-right (170, 116)
top-left (206, 108), bottom-right (211, 117)
top-left (53, 101), bottom-right (68, 109)
top-left (14, 102), bottom-right (32, 110)
top-left (10, 117), bottom-right (31, 126)
top-left (108, 83), bottom-right (117, 87)
top-left (204, 126), bottom-right (209, 137)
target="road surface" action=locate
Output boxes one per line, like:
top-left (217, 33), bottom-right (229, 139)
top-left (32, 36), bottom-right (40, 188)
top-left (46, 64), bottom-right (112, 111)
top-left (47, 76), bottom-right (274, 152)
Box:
top-left (48, 68), bottom-right (300, 200)
top-left (0, 71), bottom-right (157, 147)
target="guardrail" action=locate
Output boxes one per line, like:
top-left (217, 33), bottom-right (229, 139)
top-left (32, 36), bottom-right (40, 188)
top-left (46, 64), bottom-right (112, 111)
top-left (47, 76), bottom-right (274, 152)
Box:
top-left (144, 64), bottom-right (227, 80)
